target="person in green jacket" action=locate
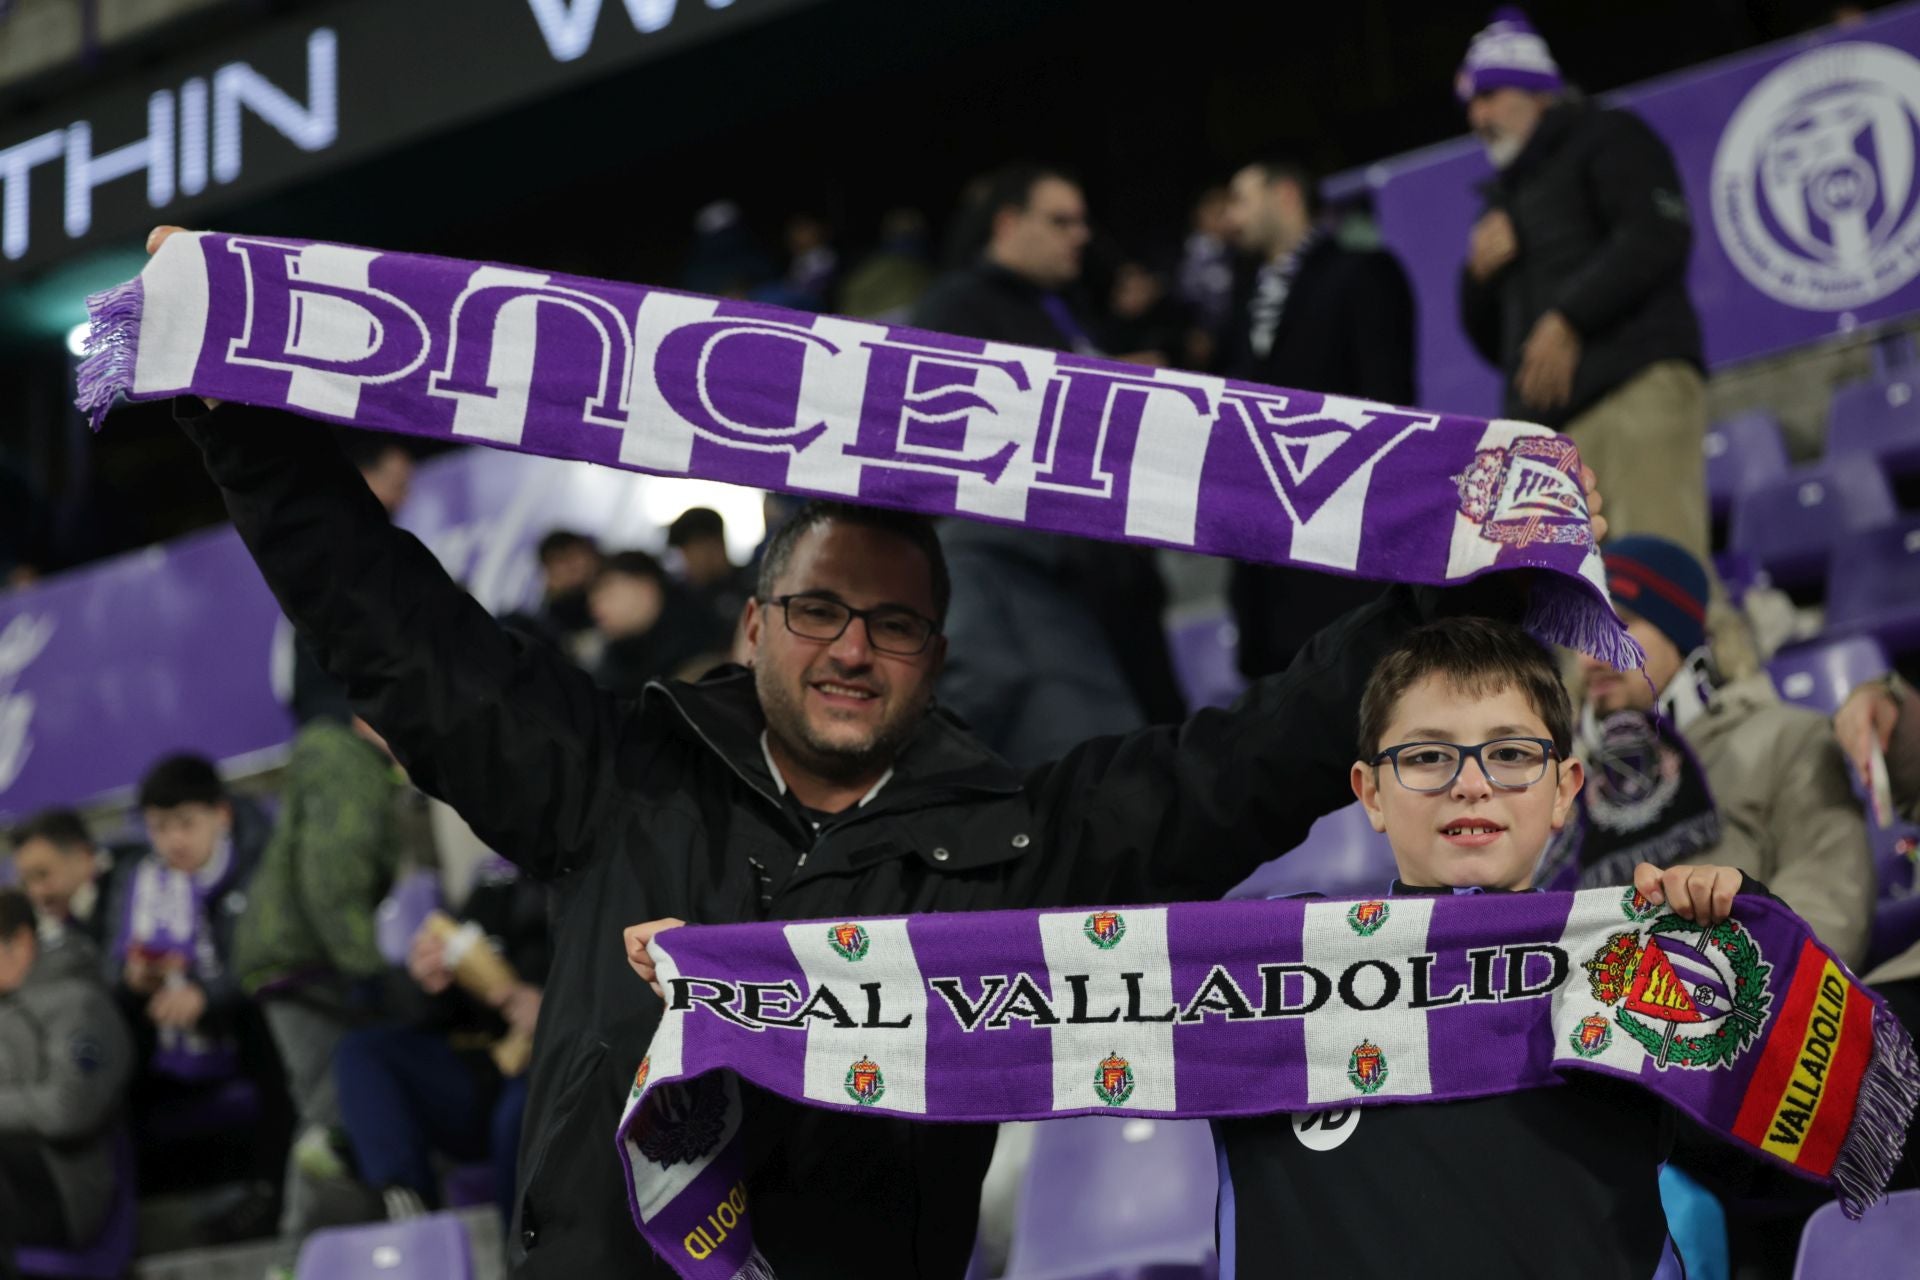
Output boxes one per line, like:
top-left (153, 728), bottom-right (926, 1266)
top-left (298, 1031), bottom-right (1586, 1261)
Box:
top-left (234, 715), bottom-right (413, 1236)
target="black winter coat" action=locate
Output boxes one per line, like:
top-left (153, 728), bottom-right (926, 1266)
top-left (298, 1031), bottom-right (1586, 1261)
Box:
top-left (179, 399), bottom-right (1496, 1279)
top-left (1459, 100), bottom-right (1703, 427)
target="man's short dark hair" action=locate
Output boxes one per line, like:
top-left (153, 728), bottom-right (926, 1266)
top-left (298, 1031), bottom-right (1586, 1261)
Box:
top-left (0, 889), bottom-right (35, 942)
top-left (537, 530), bottom-right (598, 566)
top-left (11, 808), bottom-right (92, 854)
top-left (1358, 617), bottom-right (1574, 760)
top-left (666, 508), bottom-right (726, 549)
top-left (597, 549), bottom-right (668, 588)
top-left (331, 427), bottom-right (410, 475)
top-left (1244, 156), bottom-right (1323, 218)
top-left (137, 754), bottom-right (226, 812)
top-left (984, 162), bottom-right (1078, 220)
top-left (756, 502), bottom-right (950, 624)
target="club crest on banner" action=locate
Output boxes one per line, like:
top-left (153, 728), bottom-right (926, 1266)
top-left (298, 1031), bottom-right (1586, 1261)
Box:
top-left (1453, 436), bottom-right (1590, 549)
top-left (1583, 913), bottom-right (1773, 1069)
top-left (827, 922), bottom-right (870, 962)
top-left (844, 1055), bottom-right (886, 1106)
top-left (1348, 1039), bottom-right (1389, 1095)
top-left (1347, 900), bottom-right (1391, 937)
top-left (1714, 41), bottom-right (1920, 309)
top-left (1570, 1014), bottom-right (1614, 1059)
top-left (1622, 886), bottom-right (1661, 922)
top-left (1095, 1051), bottom-right (1136, 1106)
top-left (1084, 910), bottom-right (1127, 950)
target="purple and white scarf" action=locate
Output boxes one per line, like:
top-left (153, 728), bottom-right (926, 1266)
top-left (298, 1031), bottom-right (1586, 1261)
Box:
top-left (114, 843), bottom-right (239, 1079)
top-left (620, 890), bottom-right (1917, 1279)
top-left (78, 233), bottom-right (1640, 670)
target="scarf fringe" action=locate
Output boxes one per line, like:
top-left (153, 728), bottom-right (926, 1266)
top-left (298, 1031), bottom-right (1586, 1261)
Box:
top-left (1525, 575), bottom-right (1646, 672)
top-left (74, 277), bottom-right (144, 432)
top-left (1831, 1002), bottom-right (1920, 1218)
top-left (729, 1251), bottom-right (779, 1280)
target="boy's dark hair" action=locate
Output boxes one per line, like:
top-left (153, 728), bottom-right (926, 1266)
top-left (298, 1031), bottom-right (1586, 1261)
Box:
top-left (596, 549), bottom-right (669, 588)
top-left (666, 508), bottom-right (726, 549)
top-left (11, 808), bottom-right (92, 854)
top-left (137, 754), bottom-right (227, 812)
top-left (537, 530), bottom-right (597, 565)
top-left (756, 501), bottom-right (950, 624)
top-left (0, 888), bottom-right (34, 942)
top-left (1358, 617), bottom-right (1574, 759)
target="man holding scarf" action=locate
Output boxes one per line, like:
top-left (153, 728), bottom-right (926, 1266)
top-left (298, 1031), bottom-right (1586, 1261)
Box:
top-left (144, 224), bottom-right (1604, 1278)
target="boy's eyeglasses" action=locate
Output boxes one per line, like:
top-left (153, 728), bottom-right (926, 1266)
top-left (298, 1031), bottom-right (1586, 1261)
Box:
top-left (1371, 737), bottom-right (1558, 793)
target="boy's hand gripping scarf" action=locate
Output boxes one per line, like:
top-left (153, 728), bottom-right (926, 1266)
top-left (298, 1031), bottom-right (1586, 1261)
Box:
top-left (622, 890), bottom-right (1917, 1279)
top-left (80, 232), bottom-right (1640, 668)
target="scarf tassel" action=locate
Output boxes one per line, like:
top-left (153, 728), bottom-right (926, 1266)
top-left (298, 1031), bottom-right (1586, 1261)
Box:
top-left (1525, 575), bottom-right (1646, 674)
top-left (1831, 1002), bottom-right (1920, 1219)
top-left (75, 277), bottom-right (145, 432)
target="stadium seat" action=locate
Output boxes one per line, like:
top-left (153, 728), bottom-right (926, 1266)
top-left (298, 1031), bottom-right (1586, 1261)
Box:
top-left (1704, 410), bottom-right (1790, 523)
top-left (1658, 1164), bottom-right (1728, 1280)
top-left (1791, 1187), bottom-right (1920, 1278)
top-left (376, 869), bottom-right (443, 966)
top-left (1828, 376), bottom-right (1920, 476)
top-left (17, 1129), bottom-right (137, 1280)
top-left (294, 1214), bottom-right (473, 1280)
top-left (1166, 612), bottom-right (1246, 712)
top-left (1002, 1116), bottom-right (1217, 1280)
top-left (1226, 802), bottom-right (1395, 902)
top-left (1767, 636), bottom-right (1891, 718)
top-left (1728, 454), bottom-right (1897, 591)
top-left (1825, 517), bottom-right (1920, 654)
top-left (1869, 894), bottom-right (1920, 970)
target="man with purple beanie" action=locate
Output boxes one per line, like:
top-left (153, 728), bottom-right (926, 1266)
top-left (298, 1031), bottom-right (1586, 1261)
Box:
top-left (1457, 10), bottom-right (1711, 562)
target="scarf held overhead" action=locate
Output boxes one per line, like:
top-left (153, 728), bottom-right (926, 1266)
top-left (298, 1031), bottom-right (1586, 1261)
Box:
top-left (79, 233), bottom-right (1637, 668)
top-left (619, 890), bottom-right (1917, 1279)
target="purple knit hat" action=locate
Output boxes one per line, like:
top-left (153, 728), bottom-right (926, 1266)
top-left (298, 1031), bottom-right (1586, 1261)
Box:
top-left (1455, 8), bottom-right (1564, 102)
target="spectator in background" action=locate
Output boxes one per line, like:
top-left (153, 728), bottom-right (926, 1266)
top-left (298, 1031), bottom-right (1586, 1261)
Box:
top-left (682, 199), bottom-right (776, 300)
top-left (589, 551), bottom-right (729, 697)
top-left (533, 530), bottom-right (604, 665)
top-left (1175, 186), bottom-right (1235, 366)
top-left (839, 208), bottom-right (935, 322)
top-left (333, 859), bottom-right (548, 1227)
top-left (1577, 538), bottom-right (1873, 967)
top-left (232, 714), bottom-right (413, 1237)
top-left (914, 164), bottom-right (1187, 761)
top-left (1456, 9), bottom-right (1709, 561)
top-left (780, 213), bottom-right (839, 311)
top-left (667, 507), bottom-right (753, 635)
top-left (1222, 156), bottom-right (1417, 678)
top-left (110, 753), bottom-right (286, 1232)
top-left (8, 809), bottom-right (123, 950)
top-left (1099, 258), bottom-right (1185, 368)
top-left (0, 889), bottom-right (132, 1277)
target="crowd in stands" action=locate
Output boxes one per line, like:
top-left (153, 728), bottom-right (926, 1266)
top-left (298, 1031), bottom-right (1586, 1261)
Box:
top-left (1, 8), bottom-right (1917, 1280)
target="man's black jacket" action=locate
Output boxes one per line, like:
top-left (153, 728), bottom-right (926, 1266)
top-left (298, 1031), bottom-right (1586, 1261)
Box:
top-left (1459, 100), bottom-right (1703, 428)
top-left (179, 399), bottom-right (1483, 1278)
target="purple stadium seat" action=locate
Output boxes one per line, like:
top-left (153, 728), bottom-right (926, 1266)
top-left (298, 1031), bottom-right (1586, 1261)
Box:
top-left (1712, 550), bottom-right (1762, 605)
top-left (1791, 1187), bottom-right (1920, 1278)
top-left (1226, 803), bottom-right (1394, 902)
top-left (17, 1129), bottom-right (137, 1280)
top-left (1704, 410), bottom-right (1791, 521)
top-left (1728, 454), bottom-right (1897, 591)
top-left (1869, 894), bottom-right (1920, 970)
top-left (1828, 376), bottom-right (1920, 475)
top-left (1003, 1117), bottom-right (1217, 1280)
top-left (1767, 636), bottom-right (1891, 718)
top-left (376, 870), bottom-right (443, 966)
top-left (295, 1214), bottom-right (473, 1280)
top-left (1166, 613), bottom-right (1246, 712)
top-left (1870, 331), bottom-right (1919, 380)
top-left (1825, 517), bottom-right (1920, 654)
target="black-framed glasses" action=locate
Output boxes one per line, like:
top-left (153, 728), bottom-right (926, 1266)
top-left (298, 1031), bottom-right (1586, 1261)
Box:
top-left (1371, 737), bottom-right (1558, 793)
top-left (762, 594), bottom-right (940, 656)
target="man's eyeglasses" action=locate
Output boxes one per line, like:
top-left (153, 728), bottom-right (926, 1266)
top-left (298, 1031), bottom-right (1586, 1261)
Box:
top-left (1371, 738), bottom-right (1558, 793)
top-left (761, 594), bottom-right (940, 656)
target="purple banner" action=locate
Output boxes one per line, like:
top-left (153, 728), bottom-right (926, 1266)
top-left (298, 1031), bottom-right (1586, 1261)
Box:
top-left (0, 445), bottom-right (752, 822)
top-left (1340, 3), bottom-right (1920, 417)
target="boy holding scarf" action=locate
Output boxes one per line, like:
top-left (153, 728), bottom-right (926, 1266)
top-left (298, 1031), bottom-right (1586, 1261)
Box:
top-left (1214, 617), bottom-right (1752, 1278)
